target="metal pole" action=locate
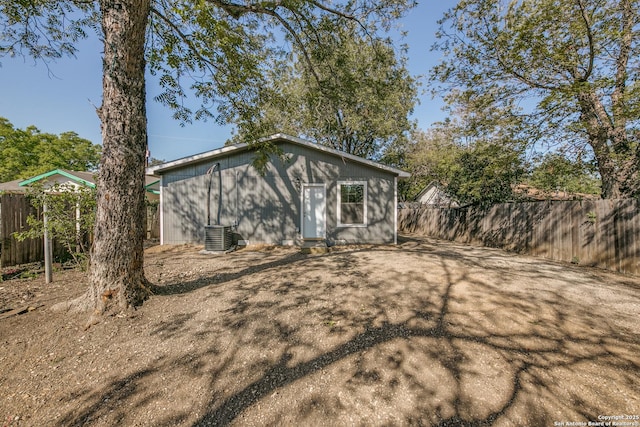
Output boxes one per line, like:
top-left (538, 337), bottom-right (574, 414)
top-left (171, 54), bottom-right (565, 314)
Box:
top-left (43, 201), bottom-right (53, 284)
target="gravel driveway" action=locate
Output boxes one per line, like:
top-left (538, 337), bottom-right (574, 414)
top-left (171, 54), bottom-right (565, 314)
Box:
top-left (1, 234), bottom-right (639, 426)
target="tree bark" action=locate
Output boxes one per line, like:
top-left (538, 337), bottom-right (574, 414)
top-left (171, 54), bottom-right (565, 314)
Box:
top-left (83, 0), bottom-right (152, 315)
top-left (576, 87), bottom-right (625, 199)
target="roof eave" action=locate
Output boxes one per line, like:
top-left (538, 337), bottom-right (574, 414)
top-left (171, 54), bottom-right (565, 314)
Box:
top-left (266, 134), bottom-right (410, 177)
top-left (147, 143), bottom-right (251, 174)
top-left (147, 134), bottom-right (410, 177)
top-left (18, 169), bottom-right (96, 188)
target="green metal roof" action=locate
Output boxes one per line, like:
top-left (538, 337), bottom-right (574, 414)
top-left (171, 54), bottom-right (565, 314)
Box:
top-left (11, 169), bottom-right (159, 194)
top-left (18, 169), bottom-right (96, 188)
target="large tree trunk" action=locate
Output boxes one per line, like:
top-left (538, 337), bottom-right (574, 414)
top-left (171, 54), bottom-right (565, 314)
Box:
top-left (579, 0), bottom-right (636, 200)
top-left (84, 0), bottom-right (152, 315)
top-left (577, 90), bottom-right (627, 200)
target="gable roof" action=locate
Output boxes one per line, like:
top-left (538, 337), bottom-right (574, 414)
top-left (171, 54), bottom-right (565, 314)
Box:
top-left (0, 169), bottom-right (160, 194)
top-left (145, 177), bottom-right (160, 194)
top-left (414, 181), bottom-right (441, 201)
top-left (147, 134), bottom-right (410, 178)
top-left (19, 169), bottom-right (97, 188)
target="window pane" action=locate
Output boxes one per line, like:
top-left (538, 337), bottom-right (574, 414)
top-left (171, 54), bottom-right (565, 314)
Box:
top-left (340, 184), bottom-right (365, 224)
top-left (341, 184), bottom-right (364, 203)
top-left (341, 203), bottom-right (364, 224)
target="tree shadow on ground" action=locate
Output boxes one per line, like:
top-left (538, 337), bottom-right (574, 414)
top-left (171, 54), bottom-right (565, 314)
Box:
top-left (193, 248), bottom-right (639, 426)
top-left (56, 236), bottom-right (640, 426)
top-left (150, 251), bottom-right (307, 296)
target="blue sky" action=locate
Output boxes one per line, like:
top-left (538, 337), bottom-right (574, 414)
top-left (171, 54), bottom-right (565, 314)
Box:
top-left (0, 2), bottom-right (453, 162)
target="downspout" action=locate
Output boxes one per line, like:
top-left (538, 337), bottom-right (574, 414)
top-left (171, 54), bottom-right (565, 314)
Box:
top-left (159, 175), bottom-right (164, 245)
top-left (206, 163), bottom-right (221, 226)
top-left (217, 164), bottom-right (222, 225)
top-left (394, 176), bottom-right (398, 245)
top-left (235, 170), bottom-right (239, 228)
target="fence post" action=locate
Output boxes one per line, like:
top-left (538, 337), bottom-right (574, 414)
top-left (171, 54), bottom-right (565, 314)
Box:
top-left (43, 201), bottom-right (53, 284)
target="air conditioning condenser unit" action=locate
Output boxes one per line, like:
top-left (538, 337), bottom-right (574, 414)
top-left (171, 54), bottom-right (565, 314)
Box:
top-left (204, 225), bottom-right (232, 252)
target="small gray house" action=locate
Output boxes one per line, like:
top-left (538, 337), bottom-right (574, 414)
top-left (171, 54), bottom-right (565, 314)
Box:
top-left (148, 134), bottom-right (409, 248)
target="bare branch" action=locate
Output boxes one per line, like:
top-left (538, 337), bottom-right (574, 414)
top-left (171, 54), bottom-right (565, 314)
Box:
top-left (481, 16), bottom-right (558, 92)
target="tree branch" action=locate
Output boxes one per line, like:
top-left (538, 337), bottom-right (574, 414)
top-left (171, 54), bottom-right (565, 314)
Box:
top-left (308, 1), bottom-right (355, 20)
top-left (149, 5), bottom-right (219, 74)
top-left (610, 0), bottom-right (633, 150)
top-left (575, 0), bottom-right (595, 81)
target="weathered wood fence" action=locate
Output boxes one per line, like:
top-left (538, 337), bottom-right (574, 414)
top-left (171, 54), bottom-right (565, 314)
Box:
top-left (1, 194), bottom-right (160, 267)
top-left (0, 194), bottom-right (50, 267)
top-left (399, 199), bottom-right (640, 275)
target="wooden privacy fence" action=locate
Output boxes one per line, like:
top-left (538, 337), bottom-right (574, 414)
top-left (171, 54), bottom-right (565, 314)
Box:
top-left (399, 199), bottom-right (640, 275)
top-left (0, 194), bottom-right (49, 267)
top-left (1, 194), bottom-right (160, 267)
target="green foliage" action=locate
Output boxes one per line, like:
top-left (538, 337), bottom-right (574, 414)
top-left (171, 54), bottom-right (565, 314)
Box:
top-left (0, 1), bottom-right (98, 63)
top-left (228, 21), bottom-right (418, 160)
top-left (2, 1), bottom-right (416, 166)
top-left (407, 125), bottom-right (527, 205)
top-left (528, 153), bottom-right (601, 195)
top-left (14, 183), bottom-right (96, 268)
top-left (447, 142), bottom-right (526, 206)
top-left (145, 0), bottom-right (416, 161)
top-left (0, 117), bottom-right (101, 182)
top-left (148, 157), bottom-right (166, 167)
top-left (431, 0), bottom-right (640, 198)
top-left (405, 128), bottom-right (460, 200)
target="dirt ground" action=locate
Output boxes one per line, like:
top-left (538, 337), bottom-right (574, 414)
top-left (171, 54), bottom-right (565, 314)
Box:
top-left (1, 235), bottom-right (639, 427)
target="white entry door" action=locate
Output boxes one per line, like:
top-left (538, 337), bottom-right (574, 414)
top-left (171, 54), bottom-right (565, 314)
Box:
top-left (302, 184), bottom-right (326, 239)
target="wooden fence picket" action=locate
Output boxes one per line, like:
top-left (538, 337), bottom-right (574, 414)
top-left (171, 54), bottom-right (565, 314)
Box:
top-left (399, 199), bottom-right (640, 275)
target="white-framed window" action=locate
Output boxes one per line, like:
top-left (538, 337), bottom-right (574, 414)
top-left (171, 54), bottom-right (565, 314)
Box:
top-left (337, 181), bottom-right (367, 227)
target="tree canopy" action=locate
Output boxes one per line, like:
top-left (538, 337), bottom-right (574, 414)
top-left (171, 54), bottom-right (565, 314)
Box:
top-left (228, 21), bottom-right (418, 160)
top-left (0, 117), bottom-right (101, 182)
top-left (406, 125), bottom-right (527, 205)
top-left (528, 152), bottom-right (601, 196)
top-left (431, 0), bottom-right (640, 199)
top-left (145, 1), bottom-right (416, 142)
